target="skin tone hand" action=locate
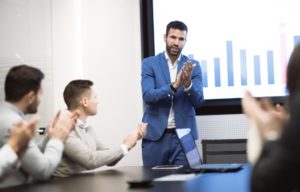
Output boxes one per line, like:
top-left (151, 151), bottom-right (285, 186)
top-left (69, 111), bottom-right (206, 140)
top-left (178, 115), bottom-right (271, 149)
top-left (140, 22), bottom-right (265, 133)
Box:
top-left (173, 61), bottom-right (196, 89)
top-left (181, 61), bottom-right (196, 88)
top-left (48, 110), bottom-right (79, 142)
top-left (122, 122), bottom-right (148, 150)
top-left (242, 90), bottom-right (288, 140)
top-left (173, 70), bottom-right (184, 89)
top-left (8, 116), bottom-right (39, 157)
top-left (136, 122), bottom-right (148, 140)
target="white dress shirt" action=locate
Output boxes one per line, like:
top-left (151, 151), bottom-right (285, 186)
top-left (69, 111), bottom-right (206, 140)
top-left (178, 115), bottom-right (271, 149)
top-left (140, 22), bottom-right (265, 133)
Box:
top-left (164, 52), bottom-right (192, 129)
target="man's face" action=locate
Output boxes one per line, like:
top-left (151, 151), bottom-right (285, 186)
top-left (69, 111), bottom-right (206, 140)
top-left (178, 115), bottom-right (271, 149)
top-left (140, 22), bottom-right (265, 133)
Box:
top-left (164, 28), bottom-right (187, 58)
top-left (84, 88), bottom-right (98, 116)
top-left (26, 87), bottom-right (43, 114)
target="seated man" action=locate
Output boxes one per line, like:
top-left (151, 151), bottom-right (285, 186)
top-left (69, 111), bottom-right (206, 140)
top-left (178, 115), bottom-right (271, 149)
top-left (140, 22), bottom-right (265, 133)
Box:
top-left (0, 65), bottom-right (78, 188)
top-left (53, 80), bottom-right (147, 177)
top-left (0, 117), bottom-right (37, 178)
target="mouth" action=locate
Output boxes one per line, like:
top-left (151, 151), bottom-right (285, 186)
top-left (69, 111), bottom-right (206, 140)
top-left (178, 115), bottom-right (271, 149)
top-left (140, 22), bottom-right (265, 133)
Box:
top-left (170, 47), bottom-right (179, 52)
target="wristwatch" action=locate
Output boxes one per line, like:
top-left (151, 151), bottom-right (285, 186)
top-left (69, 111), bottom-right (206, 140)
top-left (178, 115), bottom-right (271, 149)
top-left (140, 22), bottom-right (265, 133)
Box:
top-left (170, 83), bottom-right (177, 93)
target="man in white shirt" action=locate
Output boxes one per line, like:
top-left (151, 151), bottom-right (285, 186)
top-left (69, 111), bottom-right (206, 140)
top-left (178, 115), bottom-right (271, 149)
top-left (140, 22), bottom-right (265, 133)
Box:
top-left (141, 20), bottom-right (204, 166)
top-left (0, 65), bottom-right (78, 188)
top-left (53, 80), bottom-right (147, 177)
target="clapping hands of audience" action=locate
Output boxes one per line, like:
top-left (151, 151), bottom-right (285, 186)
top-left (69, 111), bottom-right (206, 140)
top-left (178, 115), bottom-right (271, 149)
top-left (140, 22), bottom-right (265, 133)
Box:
top-left (122, 122), bottom-right (148, 150)
top-left (8, 116), bottom-right (39, 157)
top-left (242, 90), bottom-right (288, 141)
top-left (48, 110), bottom-right (79, 142)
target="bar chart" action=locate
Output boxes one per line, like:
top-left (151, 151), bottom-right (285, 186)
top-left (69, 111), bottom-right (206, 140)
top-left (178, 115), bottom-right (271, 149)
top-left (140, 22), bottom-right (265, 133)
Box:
top-left (191, 33), bottom-right (300, 99)
top-left (154, 0), bottom-right (300, 100)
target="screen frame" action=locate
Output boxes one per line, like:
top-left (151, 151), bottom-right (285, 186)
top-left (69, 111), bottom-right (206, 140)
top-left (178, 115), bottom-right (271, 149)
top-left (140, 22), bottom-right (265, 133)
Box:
top-left (139, 0), bottom-right (287, 115)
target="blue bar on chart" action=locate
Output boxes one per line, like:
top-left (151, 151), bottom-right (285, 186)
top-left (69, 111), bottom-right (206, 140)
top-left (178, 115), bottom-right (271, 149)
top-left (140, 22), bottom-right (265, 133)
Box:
top-left (267, 51), bottom-right (275, 84)
top-left (254, 55), bottom-right (261, 85)
top-left (214, 57), bottom-right (221, 87)
top-left (294, 36), bottom-right (300, 47)
top-left (240, 49), bottom-right (247, 86)
top-left (200, 60), bottom-right (208, 87)
top-left (226, 41), bottom-right (234, 86)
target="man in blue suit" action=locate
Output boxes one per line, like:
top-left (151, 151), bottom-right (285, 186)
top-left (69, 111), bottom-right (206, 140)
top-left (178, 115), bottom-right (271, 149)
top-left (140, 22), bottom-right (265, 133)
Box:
top-left (141, 20), bottom-right (204, 166)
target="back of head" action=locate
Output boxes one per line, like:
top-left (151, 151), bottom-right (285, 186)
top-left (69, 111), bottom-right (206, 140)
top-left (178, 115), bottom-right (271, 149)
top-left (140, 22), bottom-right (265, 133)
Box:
top-left (5, 65), bottom-right (44, 102)
top-left (63, 79), bottom-right (94, 110)
top-left (287, 44), bottom-right (300, 101)
top-left (166, 20), bottom-right (188, 36)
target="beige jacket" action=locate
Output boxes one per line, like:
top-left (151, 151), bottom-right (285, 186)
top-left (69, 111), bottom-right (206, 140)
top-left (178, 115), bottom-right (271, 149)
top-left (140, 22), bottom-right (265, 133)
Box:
top-left (53, 120), bottom-right (124, 177)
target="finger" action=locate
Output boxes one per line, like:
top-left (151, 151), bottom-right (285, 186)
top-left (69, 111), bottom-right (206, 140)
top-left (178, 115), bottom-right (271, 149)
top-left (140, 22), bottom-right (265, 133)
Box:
top-left (260, 98), bottom-right (274, 111)
top-left (275, 103), bottom-right (284, 112)
top-left (138, 126), bottom-right (145, 133)
top-left (27, 116), bottom-right (40, 135)
top-left (242, 91), bottom-right (261, 117)
top-left (52, 110), bottom-right (61, 127)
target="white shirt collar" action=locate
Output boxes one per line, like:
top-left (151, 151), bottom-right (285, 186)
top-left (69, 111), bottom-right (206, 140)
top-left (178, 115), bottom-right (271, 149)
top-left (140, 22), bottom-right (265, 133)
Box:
top-left (164, 51), bottom-right (181, 67)
top-left (76, 119), bottom-right (90, 130)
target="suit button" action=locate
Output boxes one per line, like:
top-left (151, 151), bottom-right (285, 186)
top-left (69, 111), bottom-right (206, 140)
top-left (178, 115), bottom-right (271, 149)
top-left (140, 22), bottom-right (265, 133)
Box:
top-left (168, 94), bottom-right (171, 97)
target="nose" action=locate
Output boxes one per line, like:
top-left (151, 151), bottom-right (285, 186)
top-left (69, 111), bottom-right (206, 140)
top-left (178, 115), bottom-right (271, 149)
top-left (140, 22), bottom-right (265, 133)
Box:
top-left (173, 38), bottom-right (179, 45)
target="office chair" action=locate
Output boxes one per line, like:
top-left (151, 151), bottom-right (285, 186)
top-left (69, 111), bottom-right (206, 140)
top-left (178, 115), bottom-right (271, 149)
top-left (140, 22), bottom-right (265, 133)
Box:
top-left (201, 139), bottom-right (247, 164)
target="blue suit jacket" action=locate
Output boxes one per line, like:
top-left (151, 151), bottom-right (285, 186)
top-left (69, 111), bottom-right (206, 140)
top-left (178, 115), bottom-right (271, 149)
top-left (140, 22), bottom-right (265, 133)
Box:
top-left (141, 52), bottom-right (204, 141)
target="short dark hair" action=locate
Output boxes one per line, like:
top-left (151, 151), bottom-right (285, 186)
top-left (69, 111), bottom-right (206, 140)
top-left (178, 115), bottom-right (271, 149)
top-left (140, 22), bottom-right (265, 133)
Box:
top-left (166, 20), bottom-right (188, 36)
top-left (287, 44), bottom-right (300, 102)
top-left (5, 65), bottom-right (44, 102)
top-left (63, 79), bottom-right (94, 110)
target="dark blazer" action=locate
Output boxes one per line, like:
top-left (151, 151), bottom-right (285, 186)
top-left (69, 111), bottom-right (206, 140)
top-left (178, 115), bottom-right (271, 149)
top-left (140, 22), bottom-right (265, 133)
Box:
top-left (141, 52), bottom-right (204, 141)
top-left (251, 94), bottom-right (300, 192)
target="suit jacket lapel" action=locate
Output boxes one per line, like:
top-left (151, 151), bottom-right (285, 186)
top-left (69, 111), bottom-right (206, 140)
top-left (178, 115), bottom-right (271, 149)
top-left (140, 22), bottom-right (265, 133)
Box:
top-left (177, 55), bottom-right (185, 74)
top-left (159, 53), bottom-right (171, 83)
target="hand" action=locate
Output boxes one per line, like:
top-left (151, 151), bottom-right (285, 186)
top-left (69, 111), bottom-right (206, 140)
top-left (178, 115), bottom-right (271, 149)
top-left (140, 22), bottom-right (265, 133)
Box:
top-left (242, 91), bottom-right (288, 140)
top-left (8, 116), bottom-right (39, 157)
top-left (136, 122), bottom-right (148, 140)
top-left (48, 110), bottom-right (79, 142)
top-left (181, 61), bottom-right (196, 88)
top-left (122, 132), bottom-right (138, 151)
top-left (172, 70), bottom-right (184, 89)
top-left (122, 122), bottom-right (148, 150)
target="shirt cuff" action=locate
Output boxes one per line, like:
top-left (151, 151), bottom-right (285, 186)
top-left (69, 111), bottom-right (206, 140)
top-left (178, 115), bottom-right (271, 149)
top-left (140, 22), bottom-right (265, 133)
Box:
top-left (120, 144), bottom-right (129, 156)
top-left (2, 144), bottom-right (18, 166)
top-left (184, 82), bottom-right (193, 91)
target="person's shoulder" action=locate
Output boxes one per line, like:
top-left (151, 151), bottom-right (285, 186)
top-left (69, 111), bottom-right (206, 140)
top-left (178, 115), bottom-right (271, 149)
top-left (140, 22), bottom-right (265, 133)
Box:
top-left (143, 52), bottom-right (164, 63)
top-left (0, 104), bottom-right (22, 131)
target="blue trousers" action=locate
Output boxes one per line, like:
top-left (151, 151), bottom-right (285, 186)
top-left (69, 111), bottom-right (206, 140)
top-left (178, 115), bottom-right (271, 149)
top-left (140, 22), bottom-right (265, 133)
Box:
top-left (142, 131), bottom-right (188, 166)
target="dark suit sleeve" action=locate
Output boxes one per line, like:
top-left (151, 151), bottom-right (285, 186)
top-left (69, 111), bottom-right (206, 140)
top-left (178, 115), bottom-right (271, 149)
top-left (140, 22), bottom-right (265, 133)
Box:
top-left (251, 95), bottom-right (300, 192)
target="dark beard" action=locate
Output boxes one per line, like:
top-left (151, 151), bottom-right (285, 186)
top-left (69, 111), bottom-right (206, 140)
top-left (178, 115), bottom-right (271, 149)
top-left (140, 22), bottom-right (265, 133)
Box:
top-left (26, 102), bottom-right (38, 114)
top-left (166, 45), bottom-right (181, 57)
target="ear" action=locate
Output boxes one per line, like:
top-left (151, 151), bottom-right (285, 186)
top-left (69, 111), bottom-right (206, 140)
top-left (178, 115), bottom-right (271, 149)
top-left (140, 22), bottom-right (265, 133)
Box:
top-left (164, 34), bottom-right (167, 42)
top-left (26, 91), bottom-right (35, 104)
top-left (81, 96), bottom-right (89, 107)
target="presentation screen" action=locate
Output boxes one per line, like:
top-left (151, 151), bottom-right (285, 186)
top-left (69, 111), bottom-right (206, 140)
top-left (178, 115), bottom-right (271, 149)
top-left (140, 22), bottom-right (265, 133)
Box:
top-left (152, 0), bottom-right (299, 100)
